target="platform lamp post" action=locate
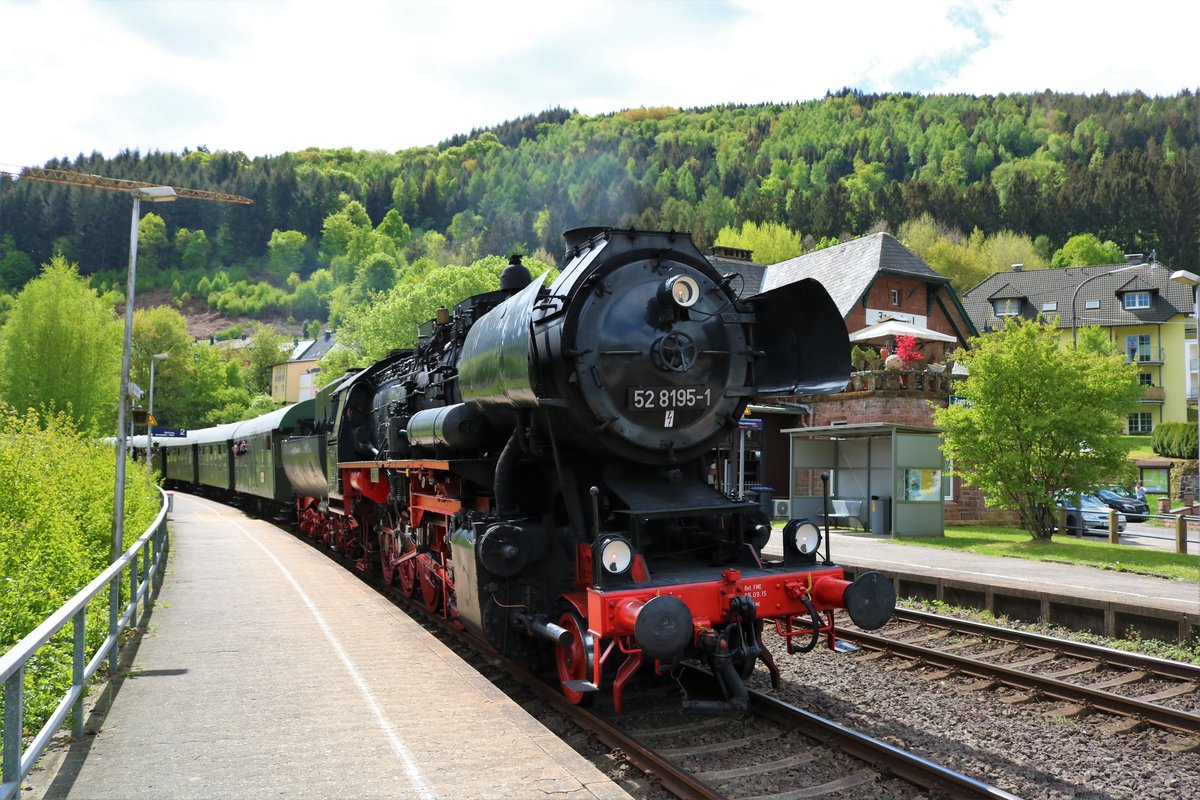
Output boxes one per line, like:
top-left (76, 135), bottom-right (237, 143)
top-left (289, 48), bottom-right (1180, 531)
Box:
top-left (146, 352), bottom-right (169, 477)
top-left (1170, 269), bottom-right (1200, 513)
top-left (109, 187), bottom-right (176, 676)
top-left (113, 186), bottom-right (176, 562)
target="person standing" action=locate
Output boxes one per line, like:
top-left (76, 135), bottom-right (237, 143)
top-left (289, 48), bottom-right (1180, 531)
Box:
top-left (1135, 480), bottom-right (1147, 504)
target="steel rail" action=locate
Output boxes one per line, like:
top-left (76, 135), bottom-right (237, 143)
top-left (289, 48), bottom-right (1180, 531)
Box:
top-left (1, 489), bottom-right (170, 800)
top-left (890, 608), bottom-right (1200, 681)
top-left (747, 690), bottom-right (1023, 800)
top-left (837, 627), bottom-right (1200, 735)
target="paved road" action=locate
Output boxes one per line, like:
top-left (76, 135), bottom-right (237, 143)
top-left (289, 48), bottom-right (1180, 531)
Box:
top-left (1067, 516), bottom-right (1198, 553)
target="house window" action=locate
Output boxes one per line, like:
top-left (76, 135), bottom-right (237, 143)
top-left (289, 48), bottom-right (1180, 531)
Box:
top-left (1042, 301), bottom-right (1057, 312)
top-left (1084, 299), bottom-right (1100, 310)
top-left (890, 289), bottom-right (900, 307)
top-left (1122, 291), bottom-right (1151, 310)
top-left (993, 298), bottom-right (1020, 317)
top-left (1139, 372), bottom-right (1153, 386)
top-left (1126, 334), bottom-right (1152, 362)
top-left (1128, 412), bottom-right (1153, 434)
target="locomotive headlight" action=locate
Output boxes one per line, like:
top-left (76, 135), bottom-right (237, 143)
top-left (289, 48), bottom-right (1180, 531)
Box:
top-left (792, 521), bottom-right (822, 555)
top-left (597, 535), bottom-right (633, 574)
top-left (662, 275), bottom-right (701, 309)
top-left (782, 519), bottom-right (822, 562)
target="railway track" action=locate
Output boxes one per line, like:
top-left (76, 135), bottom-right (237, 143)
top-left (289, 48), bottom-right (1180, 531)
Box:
top-left (341, 549), bottom-right (1022, 799)
top-left (837, 607), bottom-right (1200, 736)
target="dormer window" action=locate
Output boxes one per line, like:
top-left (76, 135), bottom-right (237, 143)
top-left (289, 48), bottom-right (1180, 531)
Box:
top-left (993, 298), bottom-right (1021, 317)
top-left (1122, 291), bottom-right (1151, 310)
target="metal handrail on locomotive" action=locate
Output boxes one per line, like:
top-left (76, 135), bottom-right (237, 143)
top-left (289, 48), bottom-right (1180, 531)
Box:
top-left (160, 227), bottom-right (896, 713)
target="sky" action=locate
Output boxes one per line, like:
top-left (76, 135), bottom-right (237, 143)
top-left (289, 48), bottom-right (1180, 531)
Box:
top-left (1, 0), bottom-right (1196, 171)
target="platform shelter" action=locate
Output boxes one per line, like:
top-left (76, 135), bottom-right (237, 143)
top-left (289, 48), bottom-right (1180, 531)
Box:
top-left (783, 423), bottom-right (946, 537)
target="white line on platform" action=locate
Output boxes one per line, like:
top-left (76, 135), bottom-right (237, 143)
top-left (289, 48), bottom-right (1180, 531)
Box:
top-left (188, 497), bottom-right (437, 800)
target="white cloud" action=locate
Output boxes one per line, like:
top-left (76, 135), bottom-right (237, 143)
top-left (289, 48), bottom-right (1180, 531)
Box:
top-left (0, 0), bottom-right (1195, 170)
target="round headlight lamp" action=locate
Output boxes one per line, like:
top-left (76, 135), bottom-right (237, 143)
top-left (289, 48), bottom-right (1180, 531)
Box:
top-left (777, 520), bottom-right (825, 556)
top-left (791, 521), bottom-right (822, 555)
top-left (662, 274), bottom-right (701, 308)
top-left (598, 535), bottom-right (633, 574)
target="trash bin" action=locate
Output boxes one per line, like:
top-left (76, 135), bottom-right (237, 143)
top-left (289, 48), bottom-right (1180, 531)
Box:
top-left (869, 495), bottom-right (891, 535)
top-left (749, 486), bottom-right (774, 518)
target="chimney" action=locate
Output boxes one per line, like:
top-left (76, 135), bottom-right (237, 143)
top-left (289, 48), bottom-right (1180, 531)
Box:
top-left (324, 330), bottom-right (331, 342)
top-left (709, 245), bottom-right (753, 262)
top-left (1011, 263), bottom-right (1023, 272)
top-left (1124, 253), bottom-right (1145, 265)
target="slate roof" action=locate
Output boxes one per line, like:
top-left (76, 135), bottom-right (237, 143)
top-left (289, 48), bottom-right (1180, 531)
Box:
top-left (961, 261), bottom-right (1193, 332)
top-left (760, 232), bottom-right (950, 316)
top-left (297, 332), bottom-right (337, 361)
top-left (708, 253), bottom-right (768, 298)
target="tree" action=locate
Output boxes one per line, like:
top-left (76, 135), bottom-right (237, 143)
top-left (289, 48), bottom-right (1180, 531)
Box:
top-left (714, 221), bottom-right (803, 265)
top-left (136, 212), bottom-right (169, 272)
top-left (174, 228), bottom-right (211, 271)
top-left (131, 306), bottom-right (195, 426)
top-left (266, 229), bottom-right (308, 282)
top-left (0, 256), bottom-right (121, 432)
top-left (934, 318), bottom-right (1141, 540)
top-left (242, 324), bottom-right (288, 395)
top-left (1050, 233), bottom-right (1124, 268)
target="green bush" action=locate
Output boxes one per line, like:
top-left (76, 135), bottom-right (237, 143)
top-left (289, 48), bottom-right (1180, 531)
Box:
top-left (0, 407), bottom-right (161, 739)
top-left (1152, 422), bottom-right (1199, 459)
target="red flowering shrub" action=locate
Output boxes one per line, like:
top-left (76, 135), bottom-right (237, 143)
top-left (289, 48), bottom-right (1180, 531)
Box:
top-left (894, 335), bottom-right (923, 367)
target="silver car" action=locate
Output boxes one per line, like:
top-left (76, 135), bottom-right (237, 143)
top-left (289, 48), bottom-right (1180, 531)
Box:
top-left (1058, 493), bottom-right (1127, 534)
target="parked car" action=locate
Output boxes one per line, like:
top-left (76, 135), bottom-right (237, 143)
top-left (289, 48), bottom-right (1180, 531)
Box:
top-left (1056, 492), bottom-right (1128, 535)
top-left (1094, 487), bottom-right (1149, 522)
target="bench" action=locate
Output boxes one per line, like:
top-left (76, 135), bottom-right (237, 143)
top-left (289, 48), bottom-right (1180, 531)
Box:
top-left (821, 499), bottom-right (866, 530)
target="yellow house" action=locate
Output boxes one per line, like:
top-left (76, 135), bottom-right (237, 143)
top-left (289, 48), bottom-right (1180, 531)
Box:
top-left (962, 258), bottom-right (1195, 433)
top-left (270, 332), bottom-right (337, 404)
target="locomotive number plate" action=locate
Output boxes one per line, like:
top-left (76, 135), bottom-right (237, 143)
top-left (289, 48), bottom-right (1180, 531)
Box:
top-left (628, 386), bottom-right (711, 410)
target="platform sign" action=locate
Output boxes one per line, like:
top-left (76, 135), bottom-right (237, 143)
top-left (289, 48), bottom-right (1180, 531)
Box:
top-left (948, 395), bottom-right (973, 407)
top-left (151, 426), bottom-right (188, 438)
top-left (738, 418), bottom-right (764, 430)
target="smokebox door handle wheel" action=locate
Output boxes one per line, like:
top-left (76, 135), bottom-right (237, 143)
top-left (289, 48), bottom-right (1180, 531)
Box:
top-left (555, 610), bottom-right (597, 707)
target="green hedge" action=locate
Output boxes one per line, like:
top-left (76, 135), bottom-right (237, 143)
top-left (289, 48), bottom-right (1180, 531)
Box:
top-left (0, 407), bottom-right (161, 739)
top-left (1151, 422), bottom-right (1200, 459)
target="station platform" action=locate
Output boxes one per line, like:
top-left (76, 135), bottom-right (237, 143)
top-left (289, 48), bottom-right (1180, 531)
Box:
top-left (766, 529), bottom-right (1200, 641)
top-left (29, 493), bottom-right (630, 800)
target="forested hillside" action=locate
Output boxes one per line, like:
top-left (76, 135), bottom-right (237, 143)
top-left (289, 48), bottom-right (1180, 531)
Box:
top-left (0, 90), bottom-right (1196, 333)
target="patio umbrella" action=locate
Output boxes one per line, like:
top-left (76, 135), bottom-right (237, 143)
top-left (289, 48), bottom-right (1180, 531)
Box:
top-left (848, 318), bottom-right (958, 343)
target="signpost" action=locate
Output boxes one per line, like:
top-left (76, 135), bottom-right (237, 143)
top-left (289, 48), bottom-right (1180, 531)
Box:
top-left (948, 395), bottom-right (973, 407)
top-left (151, 426), bottom-right (187, 438)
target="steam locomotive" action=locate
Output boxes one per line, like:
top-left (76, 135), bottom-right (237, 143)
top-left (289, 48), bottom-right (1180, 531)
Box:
top-left (161, 227), bottom-right (895, 712)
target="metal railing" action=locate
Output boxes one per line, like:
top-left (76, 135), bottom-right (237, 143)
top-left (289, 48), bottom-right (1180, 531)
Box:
top-left (1, 489), bottom-right (170, 800)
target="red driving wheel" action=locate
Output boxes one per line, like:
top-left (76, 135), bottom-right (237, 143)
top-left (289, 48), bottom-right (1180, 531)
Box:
top-left (397, 535), bottom-right (418, 598)
top-left (418, 553), bottom-right (442, 612)
top-left (379, 526), bottom-right (397, 585)
top-left (555, 611), bottom-right (596, 707)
